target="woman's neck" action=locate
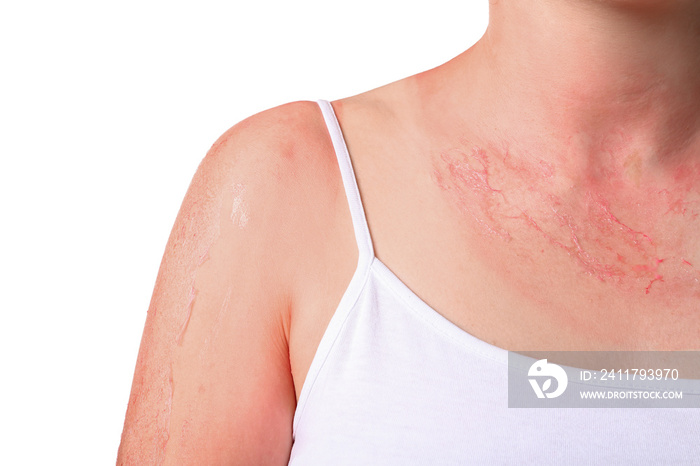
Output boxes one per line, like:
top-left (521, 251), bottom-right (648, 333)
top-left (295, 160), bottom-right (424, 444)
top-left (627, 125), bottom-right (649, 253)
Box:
top-left (414, 0), bottom-right (700, 303)
top-left (470, 0), bottom-right (700, 163)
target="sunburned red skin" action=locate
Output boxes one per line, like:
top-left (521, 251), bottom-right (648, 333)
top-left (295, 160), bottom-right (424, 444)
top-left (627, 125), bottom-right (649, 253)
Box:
top-left (122, 147), bottom-right (253, 462)
top-left (432, 134), bottom-right (700, 300)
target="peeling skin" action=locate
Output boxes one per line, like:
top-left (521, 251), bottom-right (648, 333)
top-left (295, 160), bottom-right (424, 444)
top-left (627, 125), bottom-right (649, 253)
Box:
top-left (145, 365), bottom-right (173, 465)
top-left (120, 130), bottom-right (266, 462)
top-left (197, 249), bottom-right (210, 266)
top-left (230, 183), bottom-right (249, 228)
top-left (176, 285), bottom-right (198, 346)
top-left (200, 285), bottom-right (232, 364)
top-left (162, 175), bottom-right (248, 457)
top-left (163, 369), bottom-right (173, 446)
top-left (432, 136), bottom-right (700, 297)
top-left (123, 153), bottom-right (241, 461)
top-left (179, 419), bottom-right (192, 445)
top-left (438, 147), bottom-right (511, 240)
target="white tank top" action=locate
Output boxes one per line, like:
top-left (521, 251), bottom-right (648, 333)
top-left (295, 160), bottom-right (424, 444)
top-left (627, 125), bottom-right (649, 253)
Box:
top-left (287, 100), bottom-right (700, 465)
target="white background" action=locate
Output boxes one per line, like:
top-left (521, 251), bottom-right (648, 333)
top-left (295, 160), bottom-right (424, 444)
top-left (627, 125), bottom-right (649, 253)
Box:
top-left (0, 1), bottom-right (488, 464)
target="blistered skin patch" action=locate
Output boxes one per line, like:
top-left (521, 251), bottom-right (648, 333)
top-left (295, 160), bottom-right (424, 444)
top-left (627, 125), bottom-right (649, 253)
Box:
top-left (432, 135), bottom-right (700, 299)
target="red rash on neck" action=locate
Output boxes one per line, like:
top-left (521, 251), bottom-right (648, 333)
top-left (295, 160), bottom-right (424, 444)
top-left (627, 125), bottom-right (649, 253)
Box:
top-left (437, 146), bottom-right (512, 240)
top-left (432, 138), bottom-right (700, 297)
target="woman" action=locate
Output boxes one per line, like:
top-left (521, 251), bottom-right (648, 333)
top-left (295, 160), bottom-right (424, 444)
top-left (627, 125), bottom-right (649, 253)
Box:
top-left (118, 0), bottom-right (700, 463)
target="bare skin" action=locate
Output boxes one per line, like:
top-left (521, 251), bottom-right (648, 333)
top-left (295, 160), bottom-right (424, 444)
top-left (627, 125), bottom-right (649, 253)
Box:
top-left (328, 0), bottom-right (700, 352)
top-left (117, 103), bottom-right (355, 464)
top-left (119, 0), bottom-right (700, 463)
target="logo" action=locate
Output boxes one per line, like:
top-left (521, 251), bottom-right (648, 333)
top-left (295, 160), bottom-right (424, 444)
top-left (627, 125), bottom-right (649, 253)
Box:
top-left (528, 359), bottom-right (568, 399)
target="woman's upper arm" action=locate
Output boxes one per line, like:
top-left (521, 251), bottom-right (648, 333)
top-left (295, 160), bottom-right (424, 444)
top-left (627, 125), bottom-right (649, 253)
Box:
top-left (117, 105), bottom-right (312, 465)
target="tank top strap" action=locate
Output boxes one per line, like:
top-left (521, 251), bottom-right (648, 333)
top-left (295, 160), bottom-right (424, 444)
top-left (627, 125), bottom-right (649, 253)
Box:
top-left (316, 99), bottom-right (375, 262)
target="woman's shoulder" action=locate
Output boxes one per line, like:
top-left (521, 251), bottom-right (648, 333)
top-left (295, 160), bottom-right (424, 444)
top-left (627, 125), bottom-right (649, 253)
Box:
top-left (208, 100), bottom-right (335, 173)
top-left (221, 99), bottom-right (364, 401)
top-left (209, 98), bottom-right (355, 268)
top-left (207, 99), bottom-right (344, 221)
top-left (119, 99), bottom-right (353, 463)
